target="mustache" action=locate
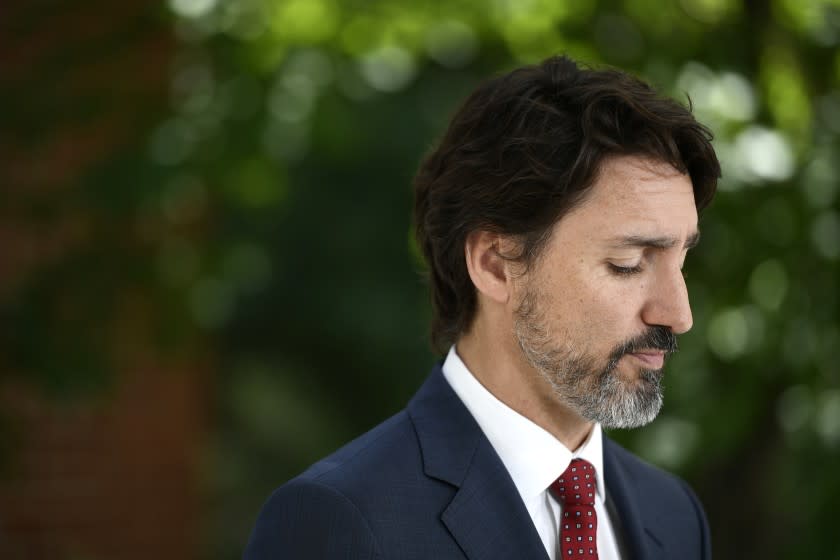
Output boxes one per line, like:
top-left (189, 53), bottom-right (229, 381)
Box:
top-left (610, 326), bottom-right (678, 362)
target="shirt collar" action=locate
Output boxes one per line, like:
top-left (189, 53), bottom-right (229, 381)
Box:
top-left (441, 346), bottom-right (607, 504)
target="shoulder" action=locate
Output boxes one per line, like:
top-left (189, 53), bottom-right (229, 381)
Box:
top-left (244, 410), bottom-right (443, 559)
top-left (244, 476), bottom-right (382, 560)
top-left (299, 410), bottom-right (423, 492)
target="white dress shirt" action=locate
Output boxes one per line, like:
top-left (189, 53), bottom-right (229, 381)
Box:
top-left (442, 346), bottom-right (623, 560)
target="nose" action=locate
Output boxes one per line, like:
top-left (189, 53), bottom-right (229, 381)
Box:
top-left (641, 267), bottom-right (693, 335)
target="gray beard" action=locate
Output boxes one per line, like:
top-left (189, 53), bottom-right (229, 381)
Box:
top-left (513, 288), bottom-right (664, 429)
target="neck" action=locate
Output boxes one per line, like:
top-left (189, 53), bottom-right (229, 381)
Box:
top-left (456, 325), bottom-right (594, 451)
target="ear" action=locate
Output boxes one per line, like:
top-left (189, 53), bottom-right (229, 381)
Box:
top-left (464, 231), bottom-right (519, 305)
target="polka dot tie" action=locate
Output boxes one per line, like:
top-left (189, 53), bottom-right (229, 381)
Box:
top-left (549, 458), bottom-right (599, 559)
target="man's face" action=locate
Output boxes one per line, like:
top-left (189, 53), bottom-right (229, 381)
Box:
top-left (513, 155), bottom-right (699, 429)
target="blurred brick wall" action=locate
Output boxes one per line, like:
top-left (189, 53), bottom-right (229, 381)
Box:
top-left (0, 364), bottom-right (206, 560)
top-left (0, 2), bottom-right (208, 558)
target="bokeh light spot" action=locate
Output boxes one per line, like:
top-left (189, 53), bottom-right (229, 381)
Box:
top-left (359, 46), bottom-right (417, 92)
top-left (802, 151), bottom-right (839, 209)
top-left (816, 389), bottom-right (840, 448)
top-left (733, 126), bottom-right (795, 183)
top-left (268, 77), bottom-right (315, 123)
top-left (810, 211), bottom-right (840, 260)
top-left (712, 72), bottom-right (756, 121)
top-left (637, 416), bottom-right (698, 469)
top-left (675, 63), bottom-right (755, 128)
top-left (169, 0), bottom-right (217, 19)
top-left (425, 20), bottom-right (479, 68)
top-left (262, 120), bottom-right (310, 162)
top-left (748, 259), bottom-right (788, 312)
top-left (707, 306), bottom-right (765, 360)
top-left (776, 384), bottom-right (813, 433)
top-left (270, 0), bottom-right (338, 44)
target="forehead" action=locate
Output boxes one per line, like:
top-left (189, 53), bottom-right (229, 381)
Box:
top-left (559, 155), bottom-right (698, 241)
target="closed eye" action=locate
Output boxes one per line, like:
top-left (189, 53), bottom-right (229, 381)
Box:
top-left (608, 263), bottom-right (643, 275)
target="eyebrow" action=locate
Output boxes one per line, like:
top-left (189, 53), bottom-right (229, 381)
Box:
top-left (609, 231), bottom-right (701, 250)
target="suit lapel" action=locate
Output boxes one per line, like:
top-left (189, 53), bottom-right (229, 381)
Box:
top-left (408, 366), bottom-right (549, 560)
top-left (603, 438), bottom-right (664, 560)
top-left (441, 438), bottom-right (549, 560)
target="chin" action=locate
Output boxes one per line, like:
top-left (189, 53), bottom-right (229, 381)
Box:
top-left (583, 367), bottom-right (664, 429)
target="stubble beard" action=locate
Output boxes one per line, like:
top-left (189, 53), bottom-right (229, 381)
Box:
top-left (513, 287), bottom-right (674, 429)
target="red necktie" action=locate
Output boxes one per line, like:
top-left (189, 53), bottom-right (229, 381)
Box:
top-left (550, 458), bottom-right (599, 559)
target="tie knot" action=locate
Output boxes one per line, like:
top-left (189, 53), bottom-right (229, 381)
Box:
top-left (550, 458), bottom-right (597, 507)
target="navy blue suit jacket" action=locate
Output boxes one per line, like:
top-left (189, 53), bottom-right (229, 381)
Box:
top-left (244, 365), bottom-right (711, 559)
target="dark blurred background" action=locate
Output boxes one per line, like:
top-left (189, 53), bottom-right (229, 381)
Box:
top-left (1, 0), bottom-right (838, 558)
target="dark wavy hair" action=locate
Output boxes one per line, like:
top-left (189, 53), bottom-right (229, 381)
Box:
top-left (413, 55), bottom-right (721, 353)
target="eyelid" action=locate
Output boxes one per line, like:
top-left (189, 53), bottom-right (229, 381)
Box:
top-left (608, 262), bottom-right (643, 275)
top-left (606, 251), bottom-right (646, 275)
top-left (607, 255), bottom-right (643, 267)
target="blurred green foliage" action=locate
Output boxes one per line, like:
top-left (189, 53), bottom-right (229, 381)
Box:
top-left (4, 0), bottom-right (840, 558)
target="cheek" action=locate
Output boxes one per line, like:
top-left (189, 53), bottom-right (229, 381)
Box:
top-left (560, 275), bottom-right (642, 344)
top-left (538, 258), bottom-right (643, 342)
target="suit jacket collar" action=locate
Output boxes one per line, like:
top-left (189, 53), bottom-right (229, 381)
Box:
top-left (408, 364), bottom-right (665, 560)
top-left (407, 364), bottom-right (550, 560)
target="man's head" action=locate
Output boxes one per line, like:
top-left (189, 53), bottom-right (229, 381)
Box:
top-left (413, 55), bottom-right (720, 428)
top-left (511, 155), bottom-right (699, 427)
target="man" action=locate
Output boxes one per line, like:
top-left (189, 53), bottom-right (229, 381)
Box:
top-left (245, 55), bottom-right (721, 560)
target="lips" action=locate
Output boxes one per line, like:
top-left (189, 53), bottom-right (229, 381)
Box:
top-left (628, 351), bottom-right (665, 369)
